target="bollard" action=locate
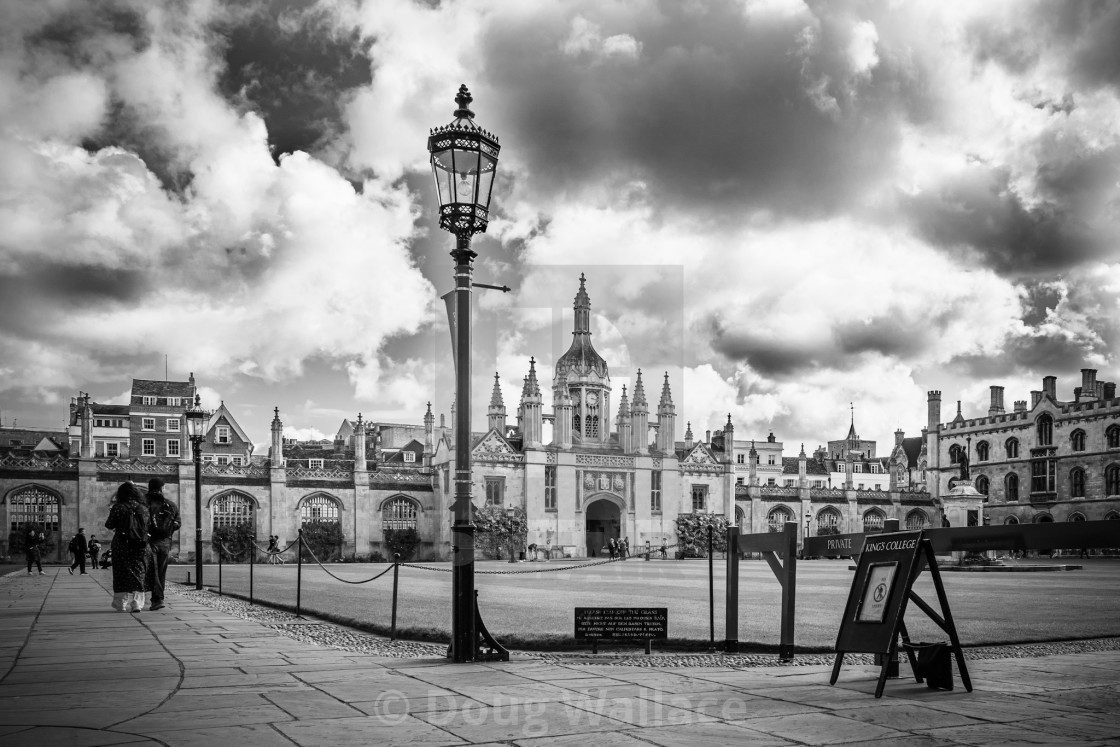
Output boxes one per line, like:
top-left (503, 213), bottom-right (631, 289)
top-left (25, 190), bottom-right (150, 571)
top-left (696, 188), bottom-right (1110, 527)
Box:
top-left (708, 524), bottom-right (716, 651)
top-left (296, 528), bottom-right (303, 618)
top-left (186, 571), bottom-right (191, 585)
top-left (645, 540), bottom-right (650, 561)
top-left (391, 554), bottom-right (400, 642)
top-left (249, 536), bottom-right (255, 606)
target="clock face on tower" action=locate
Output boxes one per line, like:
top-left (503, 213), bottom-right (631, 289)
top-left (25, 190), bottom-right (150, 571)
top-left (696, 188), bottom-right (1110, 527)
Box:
top-left (586, 392), bottom-right (599, 406)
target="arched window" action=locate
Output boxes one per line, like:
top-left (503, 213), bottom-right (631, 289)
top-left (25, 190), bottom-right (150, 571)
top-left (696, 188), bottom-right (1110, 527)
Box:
top-left (975, 475), bottom-right (989, 500)
top-left (1071, 430), bottom-right (1086, 452)
top-left (1006, 438), bottom-right (1019, 459)
top-left (1005, 473), bottom-right (1019, 501)
top-left (300, 494), bottom-right (340, 524)
top-left (734, 505), bottom-right (745, 528)
top-left (816, 507), bottom-right (842, 534)
top-left (1070, 468), bottom-right (1086, 498)
top-left (1108, 425), bottom-right (1120, 449)
top-left (948, 444), bottom-right (963, 465)
top-left (7, 485), bottom-right (61, 533)
top-left (905, 510), bottom-right (928, 530)
top-left (382, 496), bottom-right (418, 531)
top-left (1106, 465), bottom-right (1120, 497)
top-left (862, 509), bottom-right (884, 532)
top-left (976, 441), bottom-right (989, 462)
top-left (1004, 516), bottom-right (1019, 525)
top-left (767, 506), bottom-right (793, 532)
top-left (1106, 511), bottom-right (1120, 521)
top-left (212, 493), bottom-right (254, 530)
top-left (1068, 512), bottom-right (1086, 522)
top-left (1034, 513), bottom-right (1053, 523)
top-left (1036, 414), bottom-right (1053, 446)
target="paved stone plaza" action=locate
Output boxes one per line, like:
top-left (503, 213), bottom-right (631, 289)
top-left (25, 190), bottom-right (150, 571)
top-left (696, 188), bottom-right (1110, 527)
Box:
top-left (2, 569), bottom-right (1120, 746)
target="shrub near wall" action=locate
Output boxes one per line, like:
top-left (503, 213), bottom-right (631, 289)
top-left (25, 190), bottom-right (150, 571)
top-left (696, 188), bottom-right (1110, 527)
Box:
top-left (675, 514), bottom-right (729, 558)
top-left (211, 522), bottom-right (255, 562)
top-left (474, 505), bottom-right (527, 560)
top-left (384, 527), bottom-right (421, 561)
top-left (300, 520), bottom-right (343, 562)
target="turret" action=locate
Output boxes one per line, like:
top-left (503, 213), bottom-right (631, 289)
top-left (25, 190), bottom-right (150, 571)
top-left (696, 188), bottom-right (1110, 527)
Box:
top-left (79, 392), bottom-right (92, 459)
top-left (748, 441), bottom-right (758, 486)
top-left (798, 443), bottom-right (807, 486)
top-left (630, 369), bottom-right (648, 454)
top-left (656, 372), bottom-right (676, 453)
top-left (723, 414), bottom-right (735, 462)
top-left (684, 421), bottom-right (694, 450)
top-left (519, 358), bottom-right (543, 448)
top-left (354, 413), bottom-right (367, 471)
top-left (617, 385), bottom-right (632, 454)
top-left (553, 368), bottom-right (573, 450)
top-left (269, 406), bottom-right (284, 466)
top-left (423, 402), bottom-right (434, 465)
top-left (488, 373), bottom-right (507, 433)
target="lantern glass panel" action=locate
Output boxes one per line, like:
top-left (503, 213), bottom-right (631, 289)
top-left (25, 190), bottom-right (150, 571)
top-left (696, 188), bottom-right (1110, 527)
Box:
top-left (452, 147), bottom-right (481, 204)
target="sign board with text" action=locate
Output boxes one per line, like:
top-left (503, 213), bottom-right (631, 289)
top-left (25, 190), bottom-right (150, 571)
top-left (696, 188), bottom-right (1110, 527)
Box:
top-left (834, 531), bottom-right (923, 655)
top-left (574, 607), bottom-right (668, 640)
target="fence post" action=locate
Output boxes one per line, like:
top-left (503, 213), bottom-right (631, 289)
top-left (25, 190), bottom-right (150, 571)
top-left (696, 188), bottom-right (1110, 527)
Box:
top-left (296, 528), bottom-right (303, 618)
top-left (708, 524), bottom-right (715, 651)
top-left (725, 527), bottom-right (739, 653)
top-left (249, 535), bottom-right (255, 606)
top-left (218, 543), bottom-right (223, 596)
top-left (779, 521), bottom-right (798, 661)
top-left (877, 518), bottom-right (901, 677)
top-left (391, 553), bottom-right (400, 642)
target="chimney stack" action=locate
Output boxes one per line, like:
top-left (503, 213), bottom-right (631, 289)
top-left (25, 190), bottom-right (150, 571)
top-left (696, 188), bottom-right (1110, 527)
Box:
top-left (894, 429), bottom-right (905, 446)
top-left (988, 385), bottom-right (1005, 417)
top-left (1031, 390), bottom-right (1042, 408)
top-left (1042, 376), bottom-right (1057, 400)
top-left (1104, 382), bottom-right (1116, 400)
top-left (1015, 400), bottom-right (1028, 413)
top-left (1081, 369), bottom-right (1098, 401)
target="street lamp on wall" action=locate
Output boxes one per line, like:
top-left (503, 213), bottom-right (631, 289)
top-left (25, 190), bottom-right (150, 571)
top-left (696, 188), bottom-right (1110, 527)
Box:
top-left (184, 394), bottom-right (210, 591)
top-left (428, 85), bottom-right (502, 662)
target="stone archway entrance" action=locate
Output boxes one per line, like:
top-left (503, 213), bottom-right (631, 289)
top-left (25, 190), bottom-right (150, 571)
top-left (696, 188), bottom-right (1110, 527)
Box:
top-left (585, 498), bottom-right (621, 557)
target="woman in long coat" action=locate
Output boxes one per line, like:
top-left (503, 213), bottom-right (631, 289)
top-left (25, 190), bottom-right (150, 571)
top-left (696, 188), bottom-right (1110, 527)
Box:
top-left (105, 481), bottom-right (152, 612)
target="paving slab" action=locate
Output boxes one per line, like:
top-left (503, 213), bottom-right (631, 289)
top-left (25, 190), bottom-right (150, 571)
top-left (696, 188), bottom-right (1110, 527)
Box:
top-left (5, 569), bottom-right (1120, 745)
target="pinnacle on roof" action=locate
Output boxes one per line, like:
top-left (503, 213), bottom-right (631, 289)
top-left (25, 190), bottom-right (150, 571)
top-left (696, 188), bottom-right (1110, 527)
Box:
top-left (489, 373), bottom-right (505, 409)
top-left (846, 402), bottom-right (858, 440)
top-left (799, 442), bottom-right (806, 458)
top-left (684, 421), bottom-right (693, 440)
top-left (632, 369), bottom-right (647, 406)
top-left (726, 413), bottom-right (734, 429)
top-left (952, 400), bottom-right (965, 425)
top-left (658, 371), bottom-right (674, 409)
top-left (528, 357), bottom-right (541, 396)
top-left (556, 275), bottom-right (608, 379)
top-left (617, 385), bottom-right (631, 421)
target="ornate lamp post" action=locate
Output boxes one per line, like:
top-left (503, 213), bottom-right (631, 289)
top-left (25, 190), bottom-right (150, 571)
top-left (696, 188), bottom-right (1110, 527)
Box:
top-left (184, 395), bottom-right (210, 591)
top-left (428, 85), bottom-right (500, 662)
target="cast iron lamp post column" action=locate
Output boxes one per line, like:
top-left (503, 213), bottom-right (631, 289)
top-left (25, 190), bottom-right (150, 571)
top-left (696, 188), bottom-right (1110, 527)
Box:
top-left (506, 507), bottom-right (518, 564)
top-left (428, 85), bottom-right (500, 662)
top-left (184, 395), bottom-right (210, 591)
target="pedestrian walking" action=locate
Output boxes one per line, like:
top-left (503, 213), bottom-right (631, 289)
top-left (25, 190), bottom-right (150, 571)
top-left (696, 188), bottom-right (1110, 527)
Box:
top-left (622, 537), bottom-right (630, 559)
top-left (88, 535), bottom-right (101, 570)
top-left (68, 528), bottom-right (89, 574)
top-left (24, 526), bottom-right (45, 575)
top-left (267, 535), bottom-right (283, 565)
top-left (146, 477), bottom-right (181, 612)
top-left (608, 537), bottom-right (618, 560)
top-left (105, 481), bottom-right (152, 612)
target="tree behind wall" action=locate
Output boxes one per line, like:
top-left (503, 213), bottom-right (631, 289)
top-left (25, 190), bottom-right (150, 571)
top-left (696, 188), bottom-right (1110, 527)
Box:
top-left (675, 513), bottom-right (729, 557)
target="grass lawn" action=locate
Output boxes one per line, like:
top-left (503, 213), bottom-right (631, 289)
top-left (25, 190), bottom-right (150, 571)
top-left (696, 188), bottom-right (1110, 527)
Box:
top-left (166, 557), bottom-right (1120, 652)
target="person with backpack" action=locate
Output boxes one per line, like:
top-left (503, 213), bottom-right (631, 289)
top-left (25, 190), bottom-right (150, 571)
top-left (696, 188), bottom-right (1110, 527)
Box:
top-left (68, 528), bottom-right (89, 574)
top-left (87, 534), bottom-right (102, 570)
top-left (105, 481), bottom-right (151, 612)
top-left (146, 477), bottom-right (181, 612)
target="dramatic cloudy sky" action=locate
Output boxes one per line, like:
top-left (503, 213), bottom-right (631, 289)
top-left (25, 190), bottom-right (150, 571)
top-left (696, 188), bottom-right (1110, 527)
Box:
top-left (1, 0), bottom-right (1117, 453)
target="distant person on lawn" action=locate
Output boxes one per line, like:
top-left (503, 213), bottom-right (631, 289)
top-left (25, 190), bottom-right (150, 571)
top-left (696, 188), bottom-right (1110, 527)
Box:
top-left (88, 535), bottom-right (102, 570)
top-left (68, 528), bottom-right (88, 575)
top-left (24, 526), bottom-right (45, 575)
top-left (146, 477), bottom-right (181, 612)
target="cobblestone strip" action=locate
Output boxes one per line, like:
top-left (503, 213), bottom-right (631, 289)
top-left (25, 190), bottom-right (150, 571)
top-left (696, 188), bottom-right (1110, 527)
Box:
top-left (170, 584), bottom-right (1120, 667)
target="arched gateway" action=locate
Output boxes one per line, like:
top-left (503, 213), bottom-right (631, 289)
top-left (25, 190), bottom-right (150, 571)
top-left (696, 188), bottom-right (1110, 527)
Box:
top-left (585, 496), bottom-right (621, 557)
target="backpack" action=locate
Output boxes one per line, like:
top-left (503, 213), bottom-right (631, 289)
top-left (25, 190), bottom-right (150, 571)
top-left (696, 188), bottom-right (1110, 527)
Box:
top-left (149, 500), bottom-right (180, 540)
top-left (68, 536), bottom-right (79, 553)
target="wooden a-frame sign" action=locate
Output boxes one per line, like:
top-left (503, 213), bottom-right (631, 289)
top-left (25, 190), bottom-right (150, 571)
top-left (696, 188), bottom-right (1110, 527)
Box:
top-left (829, 530), bottom-right (972, 698)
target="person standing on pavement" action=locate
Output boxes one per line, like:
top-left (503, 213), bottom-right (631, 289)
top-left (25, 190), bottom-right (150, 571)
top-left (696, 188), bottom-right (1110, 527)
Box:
top-left (105, 481), bottom-right (151, 612)
top-left (68, 528), bottom-right (88, 575)
top-left (88, 534), bottom-right (101, 570)
top-left (24, 526), bottom-right (45, 575)
top-left (146, 477), bottom-right (181, 612)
